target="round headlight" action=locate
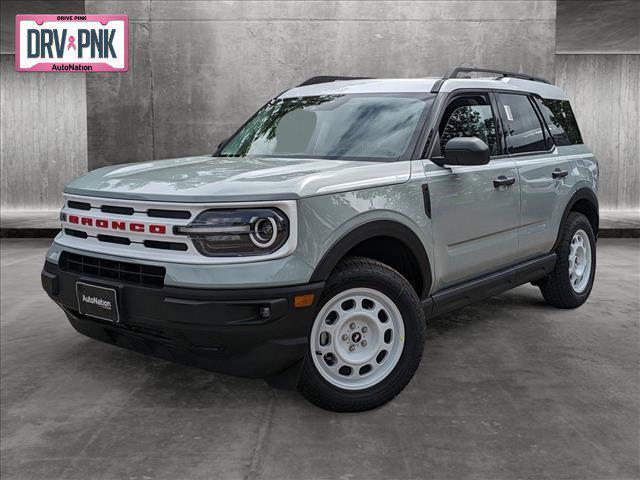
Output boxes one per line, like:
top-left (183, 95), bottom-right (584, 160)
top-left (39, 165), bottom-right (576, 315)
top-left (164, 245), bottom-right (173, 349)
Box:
top-left (175, 208), bottom-right (289, 257)
top-left (250, 217), bottom-right (278, 248)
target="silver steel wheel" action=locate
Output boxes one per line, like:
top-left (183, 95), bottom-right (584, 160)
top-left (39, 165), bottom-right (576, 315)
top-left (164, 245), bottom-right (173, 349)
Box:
top-left (310, 287), bottom-right (405, 391)
top-left (569, 229), bottom-right (592, 293)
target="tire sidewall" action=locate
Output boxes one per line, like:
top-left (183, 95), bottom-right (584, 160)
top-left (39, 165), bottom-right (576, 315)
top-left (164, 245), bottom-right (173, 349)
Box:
top-left (557, 213), bottom-right (597, 304)
top-left (299, 259), bottom-right (425, 411)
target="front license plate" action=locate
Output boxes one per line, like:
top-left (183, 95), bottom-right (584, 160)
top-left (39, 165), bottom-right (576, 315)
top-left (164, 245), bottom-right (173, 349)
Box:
top-left (76, 282), bottom-right (120, 323)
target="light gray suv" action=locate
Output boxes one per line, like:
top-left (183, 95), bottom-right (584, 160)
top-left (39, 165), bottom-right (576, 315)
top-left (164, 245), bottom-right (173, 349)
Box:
top-left (42, 67), bottom-right (598, 411)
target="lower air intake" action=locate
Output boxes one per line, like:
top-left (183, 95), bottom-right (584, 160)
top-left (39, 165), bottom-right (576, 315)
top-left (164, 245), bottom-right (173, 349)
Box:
top-left (59, 252), bottom-right (165, 287)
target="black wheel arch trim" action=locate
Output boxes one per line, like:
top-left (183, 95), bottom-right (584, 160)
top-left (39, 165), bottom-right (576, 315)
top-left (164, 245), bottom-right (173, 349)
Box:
top-left (309, 220), bottom-right (433, 299)
top-left (554, 187), bottom-right (599, 250)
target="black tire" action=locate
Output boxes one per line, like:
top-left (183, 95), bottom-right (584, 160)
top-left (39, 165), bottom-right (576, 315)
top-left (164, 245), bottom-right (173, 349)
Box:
top-left (298, 257), bottom-right (426, 412)
top-left (539, 212), bottom-right (596, 308)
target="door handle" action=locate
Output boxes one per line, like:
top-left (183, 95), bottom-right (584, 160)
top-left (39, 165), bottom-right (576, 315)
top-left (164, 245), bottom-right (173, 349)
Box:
top-left (552, 168), bottom-right (569, 179)
top-left (493, 175), bottom-right (516, 188)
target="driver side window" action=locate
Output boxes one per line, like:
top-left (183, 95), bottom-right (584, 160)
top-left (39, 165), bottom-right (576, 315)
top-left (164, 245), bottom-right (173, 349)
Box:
top-left (437, 94), bottom-right (499, 156)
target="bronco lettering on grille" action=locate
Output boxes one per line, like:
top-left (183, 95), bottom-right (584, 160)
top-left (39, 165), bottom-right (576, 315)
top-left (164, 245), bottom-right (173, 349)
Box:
top-left (68, 215), bottom-right (167, 234)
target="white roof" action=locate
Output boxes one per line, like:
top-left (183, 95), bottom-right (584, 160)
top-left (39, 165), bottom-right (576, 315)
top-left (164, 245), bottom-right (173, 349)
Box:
top-left (280, 76), bottom-right (568, 100)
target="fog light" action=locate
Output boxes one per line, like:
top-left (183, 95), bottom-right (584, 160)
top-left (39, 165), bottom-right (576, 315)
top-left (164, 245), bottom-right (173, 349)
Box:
top-left (259, 306), bottom-right (271, 319)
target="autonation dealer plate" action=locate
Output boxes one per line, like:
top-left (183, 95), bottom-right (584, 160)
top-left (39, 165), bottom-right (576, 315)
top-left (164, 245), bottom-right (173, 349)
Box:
top-left (76, 282), bottom-right (120, 323)
top-left (15, 14), bottom-right (128, 72)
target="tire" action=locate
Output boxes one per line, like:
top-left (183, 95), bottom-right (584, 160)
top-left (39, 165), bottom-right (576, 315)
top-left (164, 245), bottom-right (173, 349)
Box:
top-left (539, 212), bottom-right (596, 308)
top-left (298, 257), bottom-right (426, 412)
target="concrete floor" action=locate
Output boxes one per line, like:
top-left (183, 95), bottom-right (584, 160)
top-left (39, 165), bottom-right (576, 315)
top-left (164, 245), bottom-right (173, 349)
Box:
top-left (1, 239), bottom-right (638, 480)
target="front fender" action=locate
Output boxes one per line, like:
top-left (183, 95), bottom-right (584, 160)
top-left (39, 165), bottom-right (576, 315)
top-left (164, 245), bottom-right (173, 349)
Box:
top-left (297, 182), bottom-right (434, 296)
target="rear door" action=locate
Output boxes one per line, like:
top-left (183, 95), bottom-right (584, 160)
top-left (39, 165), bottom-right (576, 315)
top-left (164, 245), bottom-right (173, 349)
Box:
top-left (495, 92), bottom-right (578, 259)
top-left (424, 91), bottom-right (521, 291)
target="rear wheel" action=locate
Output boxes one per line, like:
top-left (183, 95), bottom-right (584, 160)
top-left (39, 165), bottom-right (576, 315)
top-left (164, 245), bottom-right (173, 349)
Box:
top-left (539, 212), bottom-right (596, 308)
top-left (298, 257), bottom-right (425, 412)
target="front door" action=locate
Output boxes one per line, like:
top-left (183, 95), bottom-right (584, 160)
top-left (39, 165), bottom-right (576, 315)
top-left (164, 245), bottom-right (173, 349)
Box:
top-left (424, 92), bottom-right (521, 291)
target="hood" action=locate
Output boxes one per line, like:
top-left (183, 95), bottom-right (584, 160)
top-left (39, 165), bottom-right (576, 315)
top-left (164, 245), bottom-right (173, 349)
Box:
top-left (64, 155), bottom-right (411, 202)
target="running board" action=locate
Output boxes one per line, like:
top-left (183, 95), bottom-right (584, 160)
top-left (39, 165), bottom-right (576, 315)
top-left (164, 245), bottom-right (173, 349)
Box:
top-left (423, 253), bottom-right (557, 318)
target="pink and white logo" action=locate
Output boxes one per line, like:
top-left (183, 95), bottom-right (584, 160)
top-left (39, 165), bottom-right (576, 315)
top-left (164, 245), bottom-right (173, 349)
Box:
top-left (15, 14), bottom-right (128, 72)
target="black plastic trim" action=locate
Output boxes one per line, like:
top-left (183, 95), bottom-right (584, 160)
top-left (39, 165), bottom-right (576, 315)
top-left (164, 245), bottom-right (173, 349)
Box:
top-left (553, 188), bottom-right (599, 249)
top-left (97, 234), bottom-right (131, 245)
top-left (101, 205), bottom-right (134, 216)
top-left (422, 184), bottom-right (431, 218)
top-left (297, 76), bottom-right (371, 87)
top-left (147, 209), bottom-right (191, 220)
top-left (426, 253), bottom-right (557, 318)
top-left (42, 261), bottom-right (325, 380)
top-left (430, 78), bottom-right (446, 93)
top-left (309, 220), bottom-right (432, 298)
top-left (65, 228), bottom-right (88, 239)
top-left (59, 251), bottom-right (165, 288)
top-left (447, 67), bottom-right (550, 84)
top-left (144, 240), bottom-right (189, 251)
top-left (67, 200), bottom-right (91, 211)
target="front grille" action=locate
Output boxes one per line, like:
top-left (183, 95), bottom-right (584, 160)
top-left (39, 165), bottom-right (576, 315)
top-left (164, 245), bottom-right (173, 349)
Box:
top-left (101, 205), bottom-right (134, 215)
top-left (65, 228), bottom-right (88, 239)
top-left (66, 198), bottom-right (191, 220)
top-left (143, 240), bottom-right (188, 251)
top-left (97, 234), bottom-right (131, 245)
top-left (67, 200), bottom-right (91, 210)
top-left (59, 252), bottom-right (165, 287)
top-left (147, 209), bottom-right (191, 219)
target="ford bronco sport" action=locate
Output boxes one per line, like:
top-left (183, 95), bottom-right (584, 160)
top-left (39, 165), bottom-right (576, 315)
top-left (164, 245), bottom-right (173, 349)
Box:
top-left (42, 67), bottom-right (598, 412)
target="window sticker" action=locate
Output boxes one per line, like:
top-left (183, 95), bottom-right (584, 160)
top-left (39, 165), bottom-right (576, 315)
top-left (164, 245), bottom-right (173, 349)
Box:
top-left (503, 104), bottom-right (514, 121)
top-left (15, 14), bottom-right (128, 72)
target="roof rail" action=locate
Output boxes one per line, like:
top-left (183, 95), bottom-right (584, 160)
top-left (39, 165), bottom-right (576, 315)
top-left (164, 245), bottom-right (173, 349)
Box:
top-left (446, 67), bottom-right (550, 84)
top-left (297, 76), bottom-right (371, 87)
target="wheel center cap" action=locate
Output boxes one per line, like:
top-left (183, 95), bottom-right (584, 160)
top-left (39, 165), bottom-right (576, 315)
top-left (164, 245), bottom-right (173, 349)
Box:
top-left (351, 332), bottom-right (362, 343)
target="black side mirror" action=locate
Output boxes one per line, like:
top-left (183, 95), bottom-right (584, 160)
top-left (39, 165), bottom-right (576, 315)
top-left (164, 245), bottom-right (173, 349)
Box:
top-left (443, 137), bottom-right (490, 166)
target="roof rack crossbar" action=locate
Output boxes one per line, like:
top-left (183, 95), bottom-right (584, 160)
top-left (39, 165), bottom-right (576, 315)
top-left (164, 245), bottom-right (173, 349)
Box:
top-left (446, 67), bottom-right (550, 85)
top-left (296, 76), bottom-right (371, 87)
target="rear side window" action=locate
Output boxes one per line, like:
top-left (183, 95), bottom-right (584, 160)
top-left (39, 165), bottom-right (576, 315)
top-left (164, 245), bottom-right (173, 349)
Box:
top-left (496, 93), bottom-right (549, 154)
top-left (534, 98), bottom-right (583, 145)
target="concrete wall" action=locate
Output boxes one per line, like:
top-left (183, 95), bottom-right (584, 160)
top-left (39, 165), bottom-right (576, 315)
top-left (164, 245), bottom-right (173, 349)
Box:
top-left (0, 56), bottom-right (88, 210)
top-left (0, 0), bottom-right (87, 211)
top-left (556, 54), bottom-right (640, 211)
top-left (3, 0), bottom-right (637, 215)
top-left (85, 0), bottom-right (557, 168)
top-left (0, 1), bottom-right (85, 54)
top-left (556, 0), bottom-right (640, 54)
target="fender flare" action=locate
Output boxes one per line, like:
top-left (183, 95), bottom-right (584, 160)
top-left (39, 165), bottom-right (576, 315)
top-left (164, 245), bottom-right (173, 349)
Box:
top-left (309, 220), bottom-right (432, 298)
top-left (553, 187), bottom-right (599, 250)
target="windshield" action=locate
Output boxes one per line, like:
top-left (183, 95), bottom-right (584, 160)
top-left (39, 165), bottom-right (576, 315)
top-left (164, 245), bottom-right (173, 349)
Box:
top-left (219, 94), bottom-right (433, 161)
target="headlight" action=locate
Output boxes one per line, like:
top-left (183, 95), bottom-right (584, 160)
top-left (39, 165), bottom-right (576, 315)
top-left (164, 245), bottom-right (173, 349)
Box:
top-left (175, 208), bottom-right (289, 257)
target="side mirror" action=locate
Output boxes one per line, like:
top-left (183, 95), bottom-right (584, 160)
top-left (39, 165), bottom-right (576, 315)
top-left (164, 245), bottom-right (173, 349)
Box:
top-left (443, 137), bottom-right (490, 166)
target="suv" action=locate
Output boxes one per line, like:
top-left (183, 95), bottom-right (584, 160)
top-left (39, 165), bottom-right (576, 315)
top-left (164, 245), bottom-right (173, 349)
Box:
top-left (41, 67), bottom-right (598, 412)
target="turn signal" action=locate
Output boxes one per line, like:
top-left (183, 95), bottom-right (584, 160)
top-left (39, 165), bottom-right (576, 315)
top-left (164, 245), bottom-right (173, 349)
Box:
top-left (294, 294), bottom-right (315, 308)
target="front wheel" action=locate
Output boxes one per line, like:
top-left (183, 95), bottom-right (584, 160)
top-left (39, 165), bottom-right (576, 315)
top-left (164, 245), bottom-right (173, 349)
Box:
top-left (539, 212), bottom-right (596, 308)
top-left (298, 257), bottom-right (425, 412)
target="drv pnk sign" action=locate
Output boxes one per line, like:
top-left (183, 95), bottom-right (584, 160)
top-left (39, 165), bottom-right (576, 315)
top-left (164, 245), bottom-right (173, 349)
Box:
top-left (15, 14), bottom-right (128, 72)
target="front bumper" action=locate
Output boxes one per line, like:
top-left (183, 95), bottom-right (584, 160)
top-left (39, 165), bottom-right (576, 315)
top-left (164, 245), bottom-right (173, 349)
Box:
top-left (41, 260), bottom-right (324, 379)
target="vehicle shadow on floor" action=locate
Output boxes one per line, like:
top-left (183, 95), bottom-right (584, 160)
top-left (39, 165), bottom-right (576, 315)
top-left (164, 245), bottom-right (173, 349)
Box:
top-left (426, 285), bottom-right (551, 335)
